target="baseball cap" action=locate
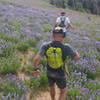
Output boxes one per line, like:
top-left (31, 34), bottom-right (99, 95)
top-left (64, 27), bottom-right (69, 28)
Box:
top-left (61, 12), bottom-right (66, 15)
top-left (53, 27), bottom-right (64, 35)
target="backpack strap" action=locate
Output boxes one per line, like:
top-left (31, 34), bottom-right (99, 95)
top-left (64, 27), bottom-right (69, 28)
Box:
top-left (59, 17), bottom-right (66, 27)
top-left (60, 17), bottom-right (66, 22)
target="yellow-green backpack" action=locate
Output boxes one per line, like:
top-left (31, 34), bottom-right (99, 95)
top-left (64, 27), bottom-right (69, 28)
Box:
top-left (46, 47), bottom-right (64, 69)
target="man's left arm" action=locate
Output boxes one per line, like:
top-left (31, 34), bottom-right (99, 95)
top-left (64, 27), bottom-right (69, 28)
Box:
top-left (65, 44), bottom-right (80, 61)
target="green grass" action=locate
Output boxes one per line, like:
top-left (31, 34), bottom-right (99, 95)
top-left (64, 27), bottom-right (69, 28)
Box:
top-left (43, 27), bottom-right (51, 33)
top-left (0, 14), bottom-right (3, 17)
top-left (86, 70), bottom-right (95, 80)
top-left (17, 43), bottom-right (29, 53)
top-left (21, 64), bottom-right (34, 75)
top-left (0, 33), bottom-right (19, 43)
top-left (0, 55), bottom-right (21, 75)
top-left (0, 46), bottom-right (15, 58)
top-left (95, 64), bottom-right (100, 80)
top-left (27, 39), bottom-right (37, 47)
top-left (39, 71), bottom-right (48, 90)
top-left (96, 54), bottom-right (100, 62)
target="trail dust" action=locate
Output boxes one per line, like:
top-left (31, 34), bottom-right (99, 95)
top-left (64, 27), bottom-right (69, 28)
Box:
top-left (33, 85), bottom-right (60, 100)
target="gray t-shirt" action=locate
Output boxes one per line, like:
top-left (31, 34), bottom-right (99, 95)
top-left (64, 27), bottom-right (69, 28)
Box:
top-left (38, 41), bottom-right (76, 79)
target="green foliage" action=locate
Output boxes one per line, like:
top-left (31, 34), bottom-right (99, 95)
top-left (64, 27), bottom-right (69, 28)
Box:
top-left (39, 71), bottom-right (48, 90)
top-left (76, 2), bottom-right (84, 12)
top-left (51, 0), bottom-right (100, 15)
top-left (29, 77), bottom-right (40, 91)
top-left (0, 46), bottom-right (15, 58)
top-left (67, 87), bottom-right (83, 100)
top-left (0, 55), bottom-right (21, 75)
top-left (95, 64), bottom-right (100, 79)
top-left (96, 54), bottom-right (100, 62)
top-left (86, 83), bottom-right (95, 90)
top-left (0, 14), bottom-right (3, 17)
top-left (95, 83), bottom-right (100, 90)
top-left (0, 78), bottom-right (26, 98)
top-left (40, 57), bottom-right (46, 67)
top-left (64, 38), bottom-right (70, 44)
top-left (21, 65), bottom-right (34, 75)
top-left (33, 48), bottom-right (39, 55)
top-left (86, 70), bottom-right (95, 80)
top-left (95, 37), bottom-right (100, 41)
top-left (17, 43), bottom-right (29, 53)
top-left (43, 27), bottom-right (51, 33)
top-left (27, 39), bottom-right (37, 47)
top-left (0, 33), bottom-right (18, 43)
top-left (97, 48), bottom-right (100, 52)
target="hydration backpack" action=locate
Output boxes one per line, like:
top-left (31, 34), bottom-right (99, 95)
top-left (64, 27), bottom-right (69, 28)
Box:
top-left (46, 47), bottom-right (64, 69)
top-left (59, 17), bottom-right (66, 27)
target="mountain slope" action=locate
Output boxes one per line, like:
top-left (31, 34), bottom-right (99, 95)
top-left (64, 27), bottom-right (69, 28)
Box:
top-left (0, 0), bottom-right (100, 99)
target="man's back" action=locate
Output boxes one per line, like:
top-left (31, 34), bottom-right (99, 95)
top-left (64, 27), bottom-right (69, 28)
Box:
top-left (38, 41), bottom-right (77, 79)
top-left (56, 16), bottom-right (70, 28)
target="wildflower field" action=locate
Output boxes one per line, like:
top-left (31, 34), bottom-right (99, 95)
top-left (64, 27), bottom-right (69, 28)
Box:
top-left (0, 0), bottom-right (100, 100)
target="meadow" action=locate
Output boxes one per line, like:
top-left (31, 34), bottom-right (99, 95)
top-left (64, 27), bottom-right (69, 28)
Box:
top-left (0, 0), bottom-right (100, 100)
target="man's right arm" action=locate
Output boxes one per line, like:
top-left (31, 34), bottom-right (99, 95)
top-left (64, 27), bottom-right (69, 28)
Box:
top-left (74, 52), bottom-right (80, 61)
top-left (55, 17), bottom-right (60, 27)
top-left (33, 43), bottom-right (47, 77)
top-left (55, 22), bottom-right (59, 27)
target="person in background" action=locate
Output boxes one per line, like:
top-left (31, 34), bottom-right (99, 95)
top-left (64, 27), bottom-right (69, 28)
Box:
top-left (55, 12), bottom-right (71, 38)
top-left (33, 27), bottom-right (80, 100)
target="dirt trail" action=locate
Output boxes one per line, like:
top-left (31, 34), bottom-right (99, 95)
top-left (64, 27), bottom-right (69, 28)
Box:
top-left (33, 85), bottom-right (60, 100)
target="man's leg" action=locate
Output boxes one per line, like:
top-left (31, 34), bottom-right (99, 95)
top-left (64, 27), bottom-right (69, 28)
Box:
top-left (59, 88), bottom-right (67, 100)
top-left (56, 78), bottom-right (67, 100)
top-left (50, 83), bottom-right (56, 100)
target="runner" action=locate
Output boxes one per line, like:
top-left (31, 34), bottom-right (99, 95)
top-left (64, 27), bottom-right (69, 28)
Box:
top-left (55, 12), bottom-right (71, 38)
top-left (33, 27), bottom-right (80, 100)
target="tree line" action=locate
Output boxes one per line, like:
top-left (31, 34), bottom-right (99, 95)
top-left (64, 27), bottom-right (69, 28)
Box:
top-left (49, 0), bottom-right (100, 15)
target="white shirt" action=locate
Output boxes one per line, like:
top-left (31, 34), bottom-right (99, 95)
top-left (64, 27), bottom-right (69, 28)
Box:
top-left (56, 16), bottom-right (70, 32)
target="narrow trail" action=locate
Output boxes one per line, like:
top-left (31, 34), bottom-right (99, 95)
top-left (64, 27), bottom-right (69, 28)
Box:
top-left (33, 85), bottom-right (60, 100)
top-left (18, 50), bottom-right (33, 100)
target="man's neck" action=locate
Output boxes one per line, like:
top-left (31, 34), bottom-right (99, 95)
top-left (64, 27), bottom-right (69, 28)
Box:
top-left (53, 39), bottom-right (64, 44)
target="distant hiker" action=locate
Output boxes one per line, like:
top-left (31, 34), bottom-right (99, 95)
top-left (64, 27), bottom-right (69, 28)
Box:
top-left (55, 12), bottom-right (71, 38)
top-left (33, 27), bottom-right (80, 100)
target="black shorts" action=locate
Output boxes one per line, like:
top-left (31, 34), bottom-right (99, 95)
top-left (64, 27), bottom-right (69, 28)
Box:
top-left (47, 76), bottom-right (66, 89)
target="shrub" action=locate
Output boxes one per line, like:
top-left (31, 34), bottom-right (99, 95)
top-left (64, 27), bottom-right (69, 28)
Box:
top-left (0, 45), bottom-right (15, 58)
top-left (40, 57), bottom-right (46, 67)
top-left (0, 55), bottom-right (21, 75)
top-left (86, 70), bottom-right (95, 80)
top-left (96, 54), bottom-right (100, 62)
top-left (39, 71), bottom-right (48, 90)
top-left (21, 65), bottom-right (34, 75)
top-left (0, 77), bottom-right (27, 99)
top-left (43, 27), bottom-right (51, 33)
top-left (67, 87), bottom-right (84, 100)
top-left (0, 33), bottom-right (18, 43)
top-left (17, 43), bottom-right (29, 53)
top-left (27, 39), bottom-right (37, 47)
top-left (29, 77), bottom-right (40, 91)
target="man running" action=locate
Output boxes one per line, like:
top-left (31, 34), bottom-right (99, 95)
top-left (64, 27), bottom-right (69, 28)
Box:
top-left (55, 12), bottom-right (71, 38)
top-left (34, 27), bottom-right (80, 100)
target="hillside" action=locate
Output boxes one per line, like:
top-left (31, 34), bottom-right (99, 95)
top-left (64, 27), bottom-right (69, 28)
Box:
top-left (0, 0), bottom-right (100, 99)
